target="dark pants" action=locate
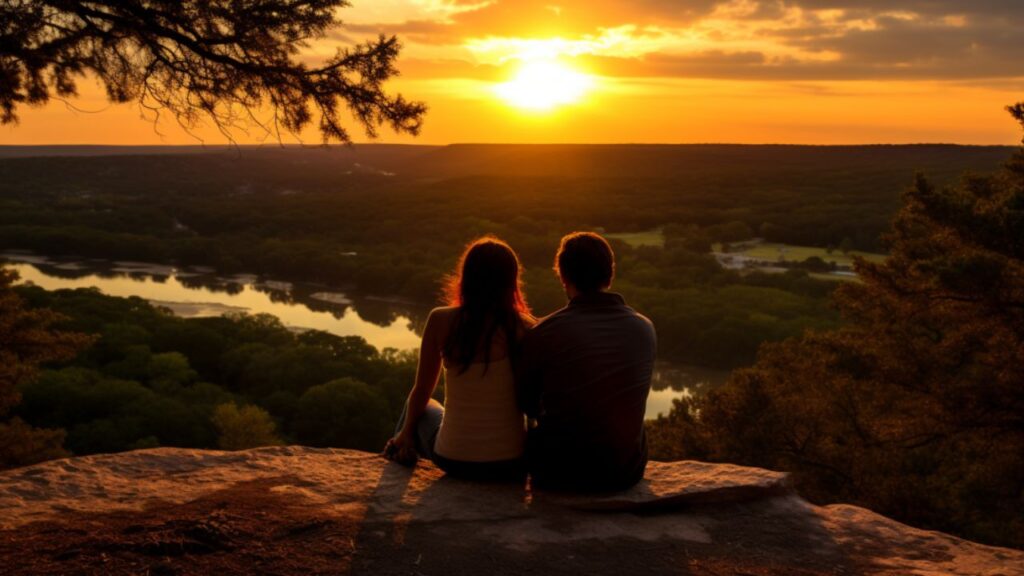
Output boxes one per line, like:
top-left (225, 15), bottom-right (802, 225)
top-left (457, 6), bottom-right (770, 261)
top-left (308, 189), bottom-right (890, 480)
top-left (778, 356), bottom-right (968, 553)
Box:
top-left (394, 398), bottom-right (444, 461)
top-left (526, 428), bottom-right (648, 492)
top-left (394, 399), bottom-right (526, 483)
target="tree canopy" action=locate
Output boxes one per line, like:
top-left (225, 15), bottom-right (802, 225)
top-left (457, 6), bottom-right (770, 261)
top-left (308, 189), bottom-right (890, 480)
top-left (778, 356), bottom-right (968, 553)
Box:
top-left (0, 0), bottom-right (426, 142)
top-left (5, 283), bottom-right (419, 468)
top-left (0, 268), bottom-right (92, 467)
top-left (649, 102), bottom-right (1024, 549)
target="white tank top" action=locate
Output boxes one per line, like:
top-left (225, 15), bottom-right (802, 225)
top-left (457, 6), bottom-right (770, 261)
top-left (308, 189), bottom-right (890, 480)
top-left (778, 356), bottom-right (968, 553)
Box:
top-left (434, 357), bottom-right (526, 462)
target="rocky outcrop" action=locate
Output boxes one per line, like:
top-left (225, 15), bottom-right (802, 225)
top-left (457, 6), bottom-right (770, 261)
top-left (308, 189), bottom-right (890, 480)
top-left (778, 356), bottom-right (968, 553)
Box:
top-left (1, 446), bottom-right (1021, 575)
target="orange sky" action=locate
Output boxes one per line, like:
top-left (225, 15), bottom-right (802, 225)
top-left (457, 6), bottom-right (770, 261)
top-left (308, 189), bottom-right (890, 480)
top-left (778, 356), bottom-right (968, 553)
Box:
top-left (3, 0), bottom-right (1023, 145)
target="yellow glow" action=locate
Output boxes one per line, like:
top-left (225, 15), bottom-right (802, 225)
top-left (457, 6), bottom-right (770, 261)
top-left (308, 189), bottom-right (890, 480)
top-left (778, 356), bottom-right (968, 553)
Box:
top-left (494, 60), bottom-right (595, 111)
top-left (465, 27), bottom-right (662, 63)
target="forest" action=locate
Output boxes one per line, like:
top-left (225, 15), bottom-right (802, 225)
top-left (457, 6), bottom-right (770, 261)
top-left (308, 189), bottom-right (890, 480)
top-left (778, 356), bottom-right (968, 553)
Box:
top-left (647, 125), bottom-right (1024, 549)
top-left (0, 144), bottom-right (1011, 368)
top-left (8, 282), bottom-right (416, 456)
top-left (1, 141), bottom-right (1021, 549)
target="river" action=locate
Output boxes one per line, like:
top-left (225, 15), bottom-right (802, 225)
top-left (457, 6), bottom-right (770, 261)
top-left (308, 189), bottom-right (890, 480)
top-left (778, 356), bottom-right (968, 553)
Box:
top-left (2, 251), bottom-right (729, 418)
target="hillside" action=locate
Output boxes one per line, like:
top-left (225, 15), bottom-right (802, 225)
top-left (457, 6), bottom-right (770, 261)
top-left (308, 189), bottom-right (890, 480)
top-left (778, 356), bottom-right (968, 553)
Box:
top-left (1, 447), bottom-right (1021, 575)
top-left (389, 143), bottom-right (1017, 180)
top-left (0, 143), bottom-right (1014, 180)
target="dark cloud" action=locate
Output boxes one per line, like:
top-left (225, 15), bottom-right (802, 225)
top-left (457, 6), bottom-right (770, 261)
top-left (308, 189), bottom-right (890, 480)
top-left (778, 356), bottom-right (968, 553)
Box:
top-left (698, 1), bottom-right (1024, 80)
top-left (800, 16), bottom-right (1020, 63)
top-left (346, 0), bottom-right (726, 40)
top-left (343, 0), bottom-right (1024, 82)
top-left (771, 4), bottom-right (1024, 80)
top-left (785, 0), bottom-right (1024, 17)
top-left (583, 48), bottom-right (1024, 81)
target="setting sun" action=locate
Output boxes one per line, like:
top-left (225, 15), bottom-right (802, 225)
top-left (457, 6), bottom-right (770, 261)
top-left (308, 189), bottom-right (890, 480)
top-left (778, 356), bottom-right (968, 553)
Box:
top-left (494, 60), bottom-right (595, 111)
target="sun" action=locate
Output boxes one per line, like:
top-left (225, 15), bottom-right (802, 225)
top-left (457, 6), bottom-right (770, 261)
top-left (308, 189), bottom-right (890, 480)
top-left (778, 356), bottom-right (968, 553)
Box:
top-left (494, 60), bottom-right (595, 111)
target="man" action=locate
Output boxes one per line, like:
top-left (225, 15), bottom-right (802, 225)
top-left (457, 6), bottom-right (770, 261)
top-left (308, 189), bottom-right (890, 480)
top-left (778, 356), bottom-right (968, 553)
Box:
top-left (518, 232), bottom-right (657, 491)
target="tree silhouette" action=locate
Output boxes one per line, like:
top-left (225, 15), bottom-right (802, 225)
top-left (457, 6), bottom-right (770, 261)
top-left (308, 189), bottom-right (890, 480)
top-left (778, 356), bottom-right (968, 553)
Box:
top-left (0, 0), bottom-right (426, 143)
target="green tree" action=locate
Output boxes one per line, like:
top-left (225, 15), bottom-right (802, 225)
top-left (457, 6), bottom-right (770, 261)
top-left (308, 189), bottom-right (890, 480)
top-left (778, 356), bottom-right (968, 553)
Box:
top-left (147, 352), bottom-right (197, 388)
top-left (758, 222), bottom-right (779, 241)
top-left (0, 1), bottom-right (425, 143)
top-left (797, 256), bottom-right (832, 273)
top-left (707, 221), bottom-right (755, 243)
top-left (211, 403), bottom-right (282, 450)
top-left (293, 377), bottom-right (390, 451)
top-left (649, 104), bottom-right (1024, 548)
top-left (0, 268), bottom-right (93, 468)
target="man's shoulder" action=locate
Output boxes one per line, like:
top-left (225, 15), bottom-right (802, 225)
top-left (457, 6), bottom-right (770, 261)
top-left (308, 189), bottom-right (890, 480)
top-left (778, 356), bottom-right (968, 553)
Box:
top-left (628, 308), bottom-right (656, 331)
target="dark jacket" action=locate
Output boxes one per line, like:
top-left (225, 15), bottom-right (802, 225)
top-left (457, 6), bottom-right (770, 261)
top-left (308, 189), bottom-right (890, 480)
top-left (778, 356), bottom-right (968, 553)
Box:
top-left (517, 291), bottom-right (656, 491)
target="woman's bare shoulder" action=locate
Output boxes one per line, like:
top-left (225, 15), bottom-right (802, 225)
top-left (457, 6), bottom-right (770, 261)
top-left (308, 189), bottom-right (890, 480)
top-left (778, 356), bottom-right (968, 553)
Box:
top-left (426, 306), bottom-right (459, 332)
top-left (430, 305), bottom-right (459, 318)
top-left (423, 307), bottom-right (458, 350)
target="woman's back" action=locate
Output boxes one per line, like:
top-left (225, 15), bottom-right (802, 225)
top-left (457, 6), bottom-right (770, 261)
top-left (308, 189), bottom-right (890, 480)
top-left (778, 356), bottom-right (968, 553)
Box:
top-left (435, 357), bottom-right (525, 461)
top-left (433, 306), bottom-right (527, 462)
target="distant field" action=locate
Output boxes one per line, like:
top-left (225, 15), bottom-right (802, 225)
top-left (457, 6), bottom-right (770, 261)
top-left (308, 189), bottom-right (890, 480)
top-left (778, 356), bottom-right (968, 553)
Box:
top-left (609, 229), bottom-right (886, 268)
top-left (735, 243), bottom-right (887, 267)
top-left (810, 272), bottom-right (863, 283)
top-left (606, 229), bottom-right (666, 247)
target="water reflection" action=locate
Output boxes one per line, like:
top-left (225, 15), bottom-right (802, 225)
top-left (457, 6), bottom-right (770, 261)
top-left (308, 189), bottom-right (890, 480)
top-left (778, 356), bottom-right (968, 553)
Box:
top-left (645, 363), bottom-right (730, 419)
top-left (2, 251), bottom-right (731, 419)
top-left (3, 252), bottom-right (427, 351)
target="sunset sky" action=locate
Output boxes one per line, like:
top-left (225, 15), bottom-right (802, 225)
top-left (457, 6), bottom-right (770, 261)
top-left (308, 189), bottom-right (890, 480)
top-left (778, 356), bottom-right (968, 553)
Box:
top-left (3, 0), bottom-right (1023, 145)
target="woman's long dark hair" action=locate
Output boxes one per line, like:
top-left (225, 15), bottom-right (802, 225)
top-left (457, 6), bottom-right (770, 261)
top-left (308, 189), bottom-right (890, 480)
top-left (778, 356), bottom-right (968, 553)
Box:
top-left (443, 237), bottom-right (531, 373)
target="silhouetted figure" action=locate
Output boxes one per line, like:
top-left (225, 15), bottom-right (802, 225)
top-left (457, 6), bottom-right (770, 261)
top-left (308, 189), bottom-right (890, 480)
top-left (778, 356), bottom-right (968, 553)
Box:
top-left (384, 237), bottom-right (534, 481)
top-left (518, 232), bottom-right (656, 491)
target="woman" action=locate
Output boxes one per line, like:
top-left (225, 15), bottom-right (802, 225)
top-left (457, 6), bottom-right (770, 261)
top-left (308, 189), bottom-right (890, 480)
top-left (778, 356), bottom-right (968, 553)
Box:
top-left (383, 237), bottom-right (535, 481)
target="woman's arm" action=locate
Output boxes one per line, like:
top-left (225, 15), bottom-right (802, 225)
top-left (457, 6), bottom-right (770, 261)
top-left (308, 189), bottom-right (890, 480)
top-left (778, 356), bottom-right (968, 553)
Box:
top-left (385, 307), bottom-right (448, 463)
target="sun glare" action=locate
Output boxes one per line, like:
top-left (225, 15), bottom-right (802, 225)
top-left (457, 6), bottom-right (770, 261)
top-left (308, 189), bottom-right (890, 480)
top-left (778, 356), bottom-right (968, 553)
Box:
top-left (494, 60), bottom-right (595, 111)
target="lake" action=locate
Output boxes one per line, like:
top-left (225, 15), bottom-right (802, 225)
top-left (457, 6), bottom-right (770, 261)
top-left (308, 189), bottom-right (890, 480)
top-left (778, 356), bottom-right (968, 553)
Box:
top-left (2, 251), bottom-right (729, 418)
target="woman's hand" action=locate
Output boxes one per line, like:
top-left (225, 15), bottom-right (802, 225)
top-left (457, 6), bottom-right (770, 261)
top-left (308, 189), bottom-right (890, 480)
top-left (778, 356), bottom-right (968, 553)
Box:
top-left (383, 307), bottom-right (445, 468)
top-left (382, 431), bottom-right (418, 466)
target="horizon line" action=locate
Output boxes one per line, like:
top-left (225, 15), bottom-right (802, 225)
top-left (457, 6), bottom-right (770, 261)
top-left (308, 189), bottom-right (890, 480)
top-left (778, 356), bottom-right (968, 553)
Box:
top-left (0, 141), bottom-right (1017, 149)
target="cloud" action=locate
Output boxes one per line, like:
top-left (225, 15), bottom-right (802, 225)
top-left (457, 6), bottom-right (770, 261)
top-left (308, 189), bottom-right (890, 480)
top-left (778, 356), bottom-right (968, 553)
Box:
top-left (785, 0), bottom-right (1024, 18)
top-left (338, 0), bottom-right (1024, 83)
top-left (768, 5), bottom-right (1024, 79)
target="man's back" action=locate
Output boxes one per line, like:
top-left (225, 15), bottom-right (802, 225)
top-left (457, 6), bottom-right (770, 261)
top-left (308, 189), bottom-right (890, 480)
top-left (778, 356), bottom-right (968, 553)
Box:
top-left (518, 291), bottom-right (656, 491)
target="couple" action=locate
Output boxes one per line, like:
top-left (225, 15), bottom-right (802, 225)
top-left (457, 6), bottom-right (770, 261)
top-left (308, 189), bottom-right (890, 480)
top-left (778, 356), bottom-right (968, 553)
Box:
top-left (383, 232), bottom-right (656, 491)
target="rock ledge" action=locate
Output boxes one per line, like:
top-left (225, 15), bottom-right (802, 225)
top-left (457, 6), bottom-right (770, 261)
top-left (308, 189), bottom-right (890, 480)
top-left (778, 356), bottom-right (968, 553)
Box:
top-left (0, 446), bottom-right (1020, 575)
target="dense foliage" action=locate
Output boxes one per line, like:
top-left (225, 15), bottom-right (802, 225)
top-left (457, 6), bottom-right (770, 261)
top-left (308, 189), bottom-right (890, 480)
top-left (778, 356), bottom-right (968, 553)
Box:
top-left (1, 142), bottom-right (1019, 548)
top-left (0, 0), bottom-right (424, 143)
top-left (649, 109), bottom-right (1024, 549)
top-left (7, 284), bottom-right (417, 464)
top-left (0, 144), bottom-right (1009, 368)
top-left (0, 269), bottom-right (92, 467)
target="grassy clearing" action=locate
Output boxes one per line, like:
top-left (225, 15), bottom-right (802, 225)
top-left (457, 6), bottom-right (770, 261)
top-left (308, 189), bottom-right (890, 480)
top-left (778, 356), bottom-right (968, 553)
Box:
top-left (606, 229), bottom-right (666, 248)
top-left (607, 230), bottom-right (885, 271)
top-left (810, 272), bottom-right (863, 283)
top-left (730, 243), bottom-right (886, 267)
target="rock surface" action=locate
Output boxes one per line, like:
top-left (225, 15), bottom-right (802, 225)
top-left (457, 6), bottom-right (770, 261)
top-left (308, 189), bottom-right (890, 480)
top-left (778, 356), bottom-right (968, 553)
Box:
top-left (0, 446), bottom-right (1021, 575)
